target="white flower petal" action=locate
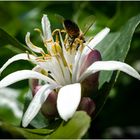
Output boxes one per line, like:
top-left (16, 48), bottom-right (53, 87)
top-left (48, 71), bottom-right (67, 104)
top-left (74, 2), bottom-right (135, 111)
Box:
top-left (29, 65), bottom-right (45, 90)
top-left (72, 50), bottom-right (82, 83)
top-left (0, 53), bottom-right (36, 74)
top-left (79, 28), bottom-right (110, 71)
top-left (22, 84), bottom-right (57, 127)
top-left (79, 61), bottom-right (140, 82)
top-left (58, 31), bottom-right (73, 73)
top-left (41, 14), bottom-right (52, 41)
top-left (32, 65), bottom-right (43, 72)
top-left (25, 32), bottom-right (45, 53)
top-left (41, 14), bottom-right (54, 54)
top-left (88, 27), bottom-right (110, 50)
top-left (0, 70), bottom-right (58, 88)
top-left (51, 57), bottom-right (66, 85)
top-left (62, 66), bottom-right (71, 85)
top-left (38, 57), bottom-right (66, 85)
top-left (55, 55), bottom-right (71, 84)
top-left (38, 61), bottom-right (62, 85)
top-left (57, 83), bottom-right (81, 121)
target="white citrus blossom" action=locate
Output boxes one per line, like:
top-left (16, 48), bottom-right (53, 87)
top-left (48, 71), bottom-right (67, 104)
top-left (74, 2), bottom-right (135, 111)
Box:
top-left (0, 14), bottom-right (140, 127)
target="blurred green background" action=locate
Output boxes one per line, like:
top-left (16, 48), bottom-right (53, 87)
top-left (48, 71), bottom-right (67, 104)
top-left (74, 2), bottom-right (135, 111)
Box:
top-left (0, 1), bottom-right (140, 138)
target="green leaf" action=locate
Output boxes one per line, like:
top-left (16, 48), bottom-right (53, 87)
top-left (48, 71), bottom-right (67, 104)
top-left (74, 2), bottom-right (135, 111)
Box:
top-left (0, 28), bottom-right (32, 53)
top-left (25, 128), bottom-right (53, 135)
top-left (94, 14), bottom-right (140, 117)
top-left (47, 111), bottom-right (91, 139)
top-left (0, 121), bottom-right (53, 139)
top-left (108, 2), bottom-right (140, 30)
top-left (0, 112), bottom-right (90, 139)
top-left (96, 14), bottom-right (140, 88)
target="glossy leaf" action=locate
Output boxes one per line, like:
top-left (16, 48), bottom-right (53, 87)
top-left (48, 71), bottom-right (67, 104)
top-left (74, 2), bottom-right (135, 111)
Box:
top-left (0, 28), bottom-right (32, 53)
top-left (47, 111), bottom-right (91, 139)
top-left (0, 121), bottom-right (53, 139)
top-left (93, 14), bottom-right (140, 117)
top-left (96, 14), bottom-right (140, 88)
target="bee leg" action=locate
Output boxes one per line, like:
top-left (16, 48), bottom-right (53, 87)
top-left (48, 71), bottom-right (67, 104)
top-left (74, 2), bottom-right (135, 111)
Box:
top-left (64, 34), bottom-right (69, 46)
top-left (74, 38), bottom-right (84, 51)
top-left (69, 37), bottom-right (75, 47)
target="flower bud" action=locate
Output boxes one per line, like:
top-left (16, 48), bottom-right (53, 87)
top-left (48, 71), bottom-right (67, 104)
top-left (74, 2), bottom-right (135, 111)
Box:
top-left (29, 79), bottom-right (39, 96)
top-left (30, 79), bottom-right (58, 119)
top-left (78, 97), bottom-right (96, 116)
top-left (41, 91), bottom-right (58, 118)
top-left (81, 49), bottom-right (101, 74)
top-left (81, 49), bottom-right (101, 95)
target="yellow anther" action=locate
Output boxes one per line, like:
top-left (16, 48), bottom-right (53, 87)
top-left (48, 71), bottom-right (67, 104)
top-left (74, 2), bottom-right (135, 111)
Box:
top-left (36, 57), bottom-right (45, 62)
top-left (52, 44), bottom-right (57, 54)
top-left (61, 29), bottom-right (66, 33)
top-left (70, 64), bottom-right (73, 71)
top-left (44, 38), bottom-right (53, 51)
top-left (34, 28), bottom-right (42, 34)
top-left (52, 29), bottom-right (61, 36)
top-left (55, 42), bottom-right (62, 54)
top-left (52, 42), bottom-right (62, 55)
top-left (41, 69), bottom-right (48, 76)
top-left (34, 28), bottom-right (43, 43)
top-left (55, 34), bottom-right (60, 43)
top-left (52, 29), bottom-right (65, 35)
top-left (45, 38), bottom-right (53, 43)
top-left (44, 54), bottom-right (52, 60)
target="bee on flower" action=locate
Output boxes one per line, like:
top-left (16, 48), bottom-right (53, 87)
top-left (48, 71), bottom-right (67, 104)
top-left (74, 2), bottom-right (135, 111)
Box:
top-left (0, 14), bottom-right (140, 128)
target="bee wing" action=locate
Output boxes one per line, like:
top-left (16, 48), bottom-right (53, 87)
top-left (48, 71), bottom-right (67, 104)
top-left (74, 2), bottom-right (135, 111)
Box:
top-left (82, 15), bottom-right (96, 35)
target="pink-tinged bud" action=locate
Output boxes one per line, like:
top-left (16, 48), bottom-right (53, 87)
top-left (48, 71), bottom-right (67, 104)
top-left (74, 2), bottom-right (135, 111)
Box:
top-left (81, 49), bottom-right (101, 95)
top-left (30, 79), bottom-right (58, 119)
top-left (33, 85), bottom-right (42, 96)
top-left (41, 91), bottom-right (58, 118)
top-left (78, 97), bottom-right (96, 116)
top-left (80, 49), bottom-right (101, 75)
top-left (29, 79), bottom-right (39, 96)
